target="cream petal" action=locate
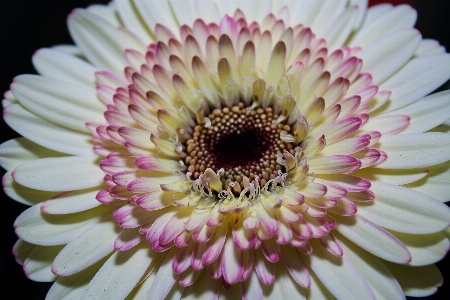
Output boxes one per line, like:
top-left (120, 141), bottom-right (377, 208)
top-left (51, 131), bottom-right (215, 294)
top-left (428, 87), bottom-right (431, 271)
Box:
top-left (80, 242), bottom-right (154, 300)
top-left (388, 90), bottom-right (450, 134)
top-left (309, 0), bottom-right (348, 36)
top-left (354, 167), bottom-right (428, 186)
top-left (23, 245), bottom-right (63, 282)
top-left (388, 230), bottom-right (450, 266)
top-left (260, 262), bottom-right (306, 299)
top-left (182, 269), bottom-right (220, 299)
top-left (322, 6), bottom-right (358, 50)
top-left (115, 0), bottom-right (152, 41)
top-left (305, 239), bottom-right (376, 299)
top-left (404, 162), bottom-right (450, 202)
top-left (3, 171), bottom-right (57, 206)
top-left (359, 29), bottom-right (421, 85)
top-left (349, 4), bottom-right (416, 48)
top-left (133, 0), bottom-right (179, 38)
top-left (147, 247), bottom-right (178, 300)
top-left (68, 9), bottom-right (128, 73)
top-left (40, 187), bottom-right (102, 214)
top-left (47, 260), bottom-right (104, 300)
top-left (414, 39), bottom-right (446, 57)
top-left (377, 53), bottom-right (450, 113)
top-left (337, 234), bottom-right (405, 300)
top-left (357, 181), bottom-right (450, 234)
top-left (242, 271), bottom-right (263, 300)
top-left (348, 0), bottom-right (368, 28)
top-left (87, 3), bottom-right (121, 26)
top-left (13, 156), bottom-right (103, 192)
top-left (14, 204), bottom-right (111, 246)
top-left (384, 262), bottom-right (443, 297)
top-left (12, 239), bottom-right (35, 265)
top-left (216, 0), bottom-right (270, 25)
top-left (362, 115), bottom-right (410, 135)
top-left (4, 103), bottom-right (95, 156)
top-left (32, 48), bottom-right (98, 88)
top-left (303, 271), bottom-right (335, 299)
top-left (334, 214), bottom-right (411, 264)
top-left (0, 138), bottom-right (64, 172)
top-left (375, 133), bottom-right (450, 169)
top-left (52, 216), bottom-right (120, 276)
top-left (11, 75), bottom-right (105, 132)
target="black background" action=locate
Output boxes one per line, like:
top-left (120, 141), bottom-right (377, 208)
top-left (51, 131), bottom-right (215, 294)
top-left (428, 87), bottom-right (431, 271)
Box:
top-left (0, 0), bottom-right (449, 299)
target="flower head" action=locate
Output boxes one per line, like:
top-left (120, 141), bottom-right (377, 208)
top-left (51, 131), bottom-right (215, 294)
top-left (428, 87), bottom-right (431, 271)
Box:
top-left (2, 0), bottom-right (450, 299)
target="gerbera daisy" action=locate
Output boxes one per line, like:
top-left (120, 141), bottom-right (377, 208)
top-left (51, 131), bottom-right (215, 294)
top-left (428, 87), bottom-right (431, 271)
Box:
top-left (2, 0), bottom-right (450, 299)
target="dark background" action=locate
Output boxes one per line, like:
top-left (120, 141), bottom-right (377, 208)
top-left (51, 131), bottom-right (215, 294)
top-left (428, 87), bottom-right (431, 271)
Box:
top-left (0, 0), bottom-right (449, 299)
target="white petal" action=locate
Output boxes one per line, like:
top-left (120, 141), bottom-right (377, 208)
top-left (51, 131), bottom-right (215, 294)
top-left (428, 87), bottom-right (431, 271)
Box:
top-left (216, 0), bottom-right (270, 24)
top-left (147, 248), bottom-right (178, 300)
top-left (52, 216), bottom-right (119, 276)
top-left (305, 239), bottom-right (376, 299)
top-left (404, 162), bottom-right (450, 202)
top-left (354, 167), bottom-right (428, 186)
top-left (388, 230), bottom-right (449, 266)
top-left (260, 261), bottom-right (306, 299)
top-left (13, 156), bottom-right (103, 192)
top-left (126, 270), bottom-right (156, 299)
top-left (40, 187), bottom-right (102, 214)
top-left (377, 53), bottom-right (450, 113)
top-left (309, 0), bottom-right (348, 36)
top-left (337, 233), bottom-right (405, 300)
top-left (12, 239), bottom-right (35, 265)
top-left (384, 262), bottom-right (443, 297)
top-left (348, 0), bottom-right (368, 28)
top-left (375, 133), bottom-right (450, 169)
top-left (357, 181), bottom-right (450, 234)
top-left (414, 39), bottom-right (446, 57)
top-left (182, 269), bottom-right (220, 299)
top-left (11, 75), bottom-right (105, 132)
top-left (303, 271), bottom-right (335, 300)
top-left (86, 3), bottom-right (120, 26)
top-left (322, 6), bottom-right (358, 50)
top-left (47, 260), bottom-right (103, 300)
top-left (3, 171), bottom-right (57, 206)
top-left (23, 245), bottom-right (63, 282)
top-left (349, 4), bottom-right (416, 48)
top-left (359, 29), bottom-right (421, 85)
top-left (133, 0), bottom-right (179, 37)
top-left (14, 204), bottom-right (111, 246)
top-left (68, 9), bottom-right (128, 73)
top-left (0, 138), bottom-right (64, 171)
top-left (115, 0), bottom-right (152, 41)
top-left (4, 103), bottom-right (95, 156)
top-left (334, 214), bottom-right (411, 264)
top-left (32, 48), bottom-right (98, 88)
top-left (388, 90), bottom-right (450, 134)
top-left (81, 242), bottom-right (154, 300)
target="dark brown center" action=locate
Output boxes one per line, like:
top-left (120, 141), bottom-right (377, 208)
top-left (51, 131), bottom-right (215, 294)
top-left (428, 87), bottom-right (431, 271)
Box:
top-left (184, 102), bottom-right (294, 190)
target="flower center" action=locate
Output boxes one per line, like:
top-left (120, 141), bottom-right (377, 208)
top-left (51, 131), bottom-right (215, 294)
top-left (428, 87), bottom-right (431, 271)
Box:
top-left (184, 102), bottom-right (295, 191)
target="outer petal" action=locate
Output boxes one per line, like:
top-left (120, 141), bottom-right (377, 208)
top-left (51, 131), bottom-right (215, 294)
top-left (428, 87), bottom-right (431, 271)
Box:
top-left (305, 240), bottom-right (376, 300)
top-left (52, 216), bottom-right (120, 276)
top-left (357, 181), bottom-right (450, 234)
top-left (4, 103), bottom-right (95, 156)
top-left (12, 156), bottom-right (103, 192)
top-left (384, 262), bottom-right (443, 297)
top-left (375, 133), bottom-right (450, 169)
top-left (334, 214), bottom-right (411, 263)
top-left (10, 75), bottom-right (105, 132)
top-left (80, 242), bottom-right (154, 300)
top-left (337, 233), bottom-right (405, 300)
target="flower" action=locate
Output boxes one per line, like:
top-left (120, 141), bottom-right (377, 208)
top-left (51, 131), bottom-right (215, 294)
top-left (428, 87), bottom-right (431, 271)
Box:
top-left (2, 0), bottom-right (450, 299)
